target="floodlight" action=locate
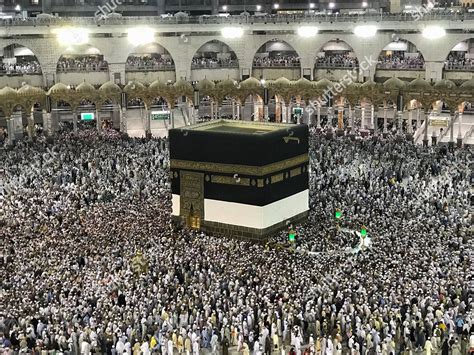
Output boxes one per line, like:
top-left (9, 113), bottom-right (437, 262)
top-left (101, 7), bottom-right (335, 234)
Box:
top-left (128, 27), bottom-right (155, 45)
top-left (422, 26), bottom-right (446, 40)
top-left (221, 27), bottom-right (243, 39)
top-left (354, 25), bottom-right (377, 38)
top-left (55, 28), bottom-right (89, 46)
top-left (297, 26), bottom-right (318, 38)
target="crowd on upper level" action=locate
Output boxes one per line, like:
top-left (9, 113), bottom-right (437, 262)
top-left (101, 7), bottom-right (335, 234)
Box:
top-left (316, 53), bottom-right (359, 69)
top-left (253, 55), bottom-right (301, 67)
top-left (126, 56), bottom-right (174, 71)
top-left (191, 56), bottom-right (238, 69)
top-left (56, 56), bottom-right (109, 72)
top-left (445, 53), bottom-right (474, 70)
top-left (0, 61), bottom-right (42, 75)
top-left (377, 53), bottom-right (425, 70)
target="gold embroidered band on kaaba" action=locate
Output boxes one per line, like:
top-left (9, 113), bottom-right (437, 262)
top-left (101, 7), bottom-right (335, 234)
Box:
top-left (170, 153), bottom-right (309, 177)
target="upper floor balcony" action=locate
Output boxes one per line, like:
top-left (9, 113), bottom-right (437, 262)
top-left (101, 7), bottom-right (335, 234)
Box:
top-left (1, 11), bottom-right (474, 30)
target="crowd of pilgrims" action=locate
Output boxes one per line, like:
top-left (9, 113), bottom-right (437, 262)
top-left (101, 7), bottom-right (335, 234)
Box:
top-left (126, 56), bottom-right (174, 70)
top-left (376, 53), bottom-right (425, 69)
top-left (56, 56), bottom-right (109, 72)
top-left (253, 56), bottom-right (301, 67)
top-left (0, 124), bottom-right (473, 355)
top-left (0, 60), bottom-right (41, 75)
top-left (444, 54), bottom-right (474, 70)
top-left (191, 57), bottom-right (238, 69)
top-left (316, 54), bottom-right (359, 69)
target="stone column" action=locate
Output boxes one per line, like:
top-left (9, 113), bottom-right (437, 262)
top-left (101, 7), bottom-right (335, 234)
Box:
top-left (236, 103), bottom-right (240, 120)
top-left (316, 104), bottom-right (321, 131)
top-left (120, 107), bottom-right (127, 133)
top-left (416, 108), bottom-right (421, 131)
top-left (96, 108), bottom-right (101, 132)
top-left (449, 111), bottom-right (455, 148)
top-left (361, 104), bottom-right (366, 130)
top-left (383, 106), bottom-right (388, 135)
top-left (457, 111), bottom-right (463, 147)
top-left (423, 110), bottom-right (429, 147)
top-left (397, 110), bottom-right (403, 135)
top-left (264, 105), bottom-right (269, 121)
top-left (42, 110), bottom-right (51, 136)
top-left (72, 109), bottom-right (78, 133)
top-left (287, 104), bottom-right (292, 124)
top-left (27, 110), bottom-right (35, 140)
top-left (7, 117), bottom-right (14, 145)
top-left (144, 108), bottom-right (150, 137)
top-left (406, 109), bottom-right (413, 141)
top-left (232, 100), bottom-right (236, 119)
top-left (307, 106), bottom-right (313, 126)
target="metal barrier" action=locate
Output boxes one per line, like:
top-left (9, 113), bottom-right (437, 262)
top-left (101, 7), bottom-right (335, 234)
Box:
top-left (191, 62), bottom-right (238, 69)
top-left (125, 64), bottom-right (175, 71)
top-left (4, 11), bottom-right (472, 27)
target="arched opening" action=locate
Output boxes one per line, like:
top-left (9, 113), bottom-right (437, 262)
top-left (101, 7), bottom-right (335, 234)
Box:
top-left (315, 40), bottom-right (358, 69)
top-left (126, 43), bottom-right (175, 72)
top-left (1, 44), bottom-right (42, 75)
top-left (57, 45), bottom-right (108, 73)
top-left (192, 40), bottom-right (238, 69)
top-left (377, 39), bottom-right (425, 70)
top-left (444, 39), bottom-right (473, 71)
top-left (241, 94), bottom-right (264, 121)
top-left (253, 40), bottom-right (300, 68)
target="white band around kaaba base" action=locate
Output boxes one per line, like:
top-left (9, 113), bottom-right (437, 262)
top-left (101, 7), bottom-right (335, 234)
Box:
top-left (172, 189), bottom-right (309, 230)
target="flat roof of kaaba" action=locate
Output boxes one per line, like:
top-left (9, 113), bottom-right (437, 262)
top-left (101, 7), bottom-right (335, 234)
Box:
top-left (182, 120), bottom-right (294, 134)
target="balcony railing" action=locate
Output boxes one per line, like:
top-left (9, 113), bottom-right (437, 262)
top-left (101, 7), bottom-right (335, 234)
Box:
top-left (125, 64), bottom-right (175, 71)
top-left (444, 64), bottom-right (474, 71)
top-left (253, 62), bottom-right (300, 68)
top-left (315, 62), bottom-right (359, 69)
top-left (0, 69), bottom-right (42, 76)
top-left (2, 11), bottom-right (473, 27)
top-left (376, 63), bottom-right (425, 70)
top-left (57, 67), bottom-right (109, 73)
top-left (191, 62), bottom-right (238, 69)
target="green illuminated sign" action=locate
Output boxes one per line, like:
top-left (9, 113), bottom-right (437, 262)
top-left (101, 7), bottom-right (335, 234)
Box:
top-left (293, 107), bottom-right (303, 116)
top-left (360, 227), bottom-right (367, 237)
top-left (81, 113), bottom-right (94, 121)
top-left (151, 110), bottom-right (170, 120)
top-left (335, 210), bottom-right (342, 219)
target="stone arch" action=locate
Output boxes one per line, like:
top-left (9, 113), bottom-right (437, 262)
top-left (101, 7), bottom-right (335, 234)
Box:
top-left (190, 39), bottom-right (239, 69)
top-left (376, 39), bottom-right (425, 70)
top-left (1, 43), bottom-right (43, 75)
top-left (252, 39), bottom-right (301, 69)
top-left (444, 38), bottom-right (474, 71)
top-left (125, 43), bottom-right (176, 71)
top-left (0, 42), bottom-right (46, 73)
top-left (314, 39), bottom-right (359, 69)
top-left (56, 44), bottom-right (108, 73)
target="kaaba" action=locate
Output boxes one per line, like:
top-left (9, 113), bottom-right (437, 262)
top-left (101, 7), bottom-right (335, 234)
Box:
top-left (169, 120), bottom-right (309, 241)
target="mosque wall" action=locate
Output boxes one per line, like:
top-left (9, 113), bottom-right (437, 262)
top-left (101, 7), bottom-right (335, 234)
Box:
top-left (0, 28), bottom-right (473, 88)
